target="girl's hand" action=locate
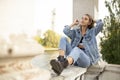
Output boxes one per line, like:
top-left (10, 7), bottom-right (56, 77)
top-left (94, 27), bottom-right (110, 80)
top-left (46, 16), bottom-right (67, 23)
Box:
top-left (70, 19), bottom-right (79, 27)
top-left (77, 44), bottom-right (84, 49)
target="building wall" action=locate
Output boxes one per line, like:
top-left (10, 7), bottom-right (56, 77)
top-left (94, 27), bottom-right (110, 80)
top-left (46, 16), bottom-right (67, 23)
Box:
top-left (73, 0), bottom-right (98, 20)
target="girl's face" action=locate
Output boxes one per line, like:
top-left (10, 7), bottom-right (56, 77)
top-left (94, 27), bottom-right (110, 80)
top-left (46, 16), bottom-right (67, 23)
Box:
top-left (80, 15), bottom-right (91, 27)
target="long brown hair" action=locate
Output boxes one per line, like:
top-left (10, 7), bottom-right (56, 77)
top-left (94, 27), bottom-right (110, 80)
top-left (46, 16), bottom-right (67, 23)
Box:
top-left (85, 14), bottom-right (95, 29)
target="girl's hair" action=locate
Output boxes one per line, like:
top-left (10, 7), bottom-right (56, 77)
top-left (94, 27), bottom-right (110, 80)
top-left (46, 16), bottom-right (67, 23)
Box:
top-left (85, 14), bottom-right (95, 29)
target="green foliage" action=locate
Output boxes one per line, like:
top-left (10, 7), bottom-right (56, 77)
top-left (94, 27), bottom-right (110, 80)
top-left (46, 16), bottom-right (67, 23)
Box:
top-left (100, 0), bottom-right (120, 64)
top-left (34, 36), bottom-right (44, 44)
top-left (35, 30), bottom-right (60, 48)
top-left (42, 30), bottom-right (60, 48)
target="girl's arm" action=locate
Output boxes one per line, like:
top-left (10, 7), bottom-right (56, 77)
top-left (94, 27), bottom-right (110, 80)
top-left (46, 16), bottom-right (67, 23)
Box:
top-left (94, 19), bottom-right (104, 36)
top-left (63, 25), bottom-right (75, 39)
top-left (63, 19), bottom-right (79, 39)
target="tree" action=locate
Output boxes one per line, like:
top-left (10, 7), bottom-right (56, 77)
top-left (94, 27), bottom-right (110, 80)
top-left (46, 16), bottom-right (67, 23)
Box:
top-left (34, 36), bottom-right (43, 44)
top-left (42, 30), bottom-right (60, 48)
top-left (100, 0), bottom-right (120, 64)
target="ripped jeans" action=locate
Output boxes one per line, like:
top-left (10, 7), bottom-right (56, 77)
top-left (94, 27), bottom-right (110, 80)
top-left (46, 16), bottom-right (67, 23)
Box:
top-left (59, 37), bottom-right (91, 68)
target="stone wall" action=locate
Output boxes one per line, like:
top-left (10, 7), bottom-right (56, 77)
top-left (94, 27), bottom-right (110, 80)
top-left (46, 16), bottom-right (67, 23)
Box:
top-left (0, 34), bottom-right (44, 58)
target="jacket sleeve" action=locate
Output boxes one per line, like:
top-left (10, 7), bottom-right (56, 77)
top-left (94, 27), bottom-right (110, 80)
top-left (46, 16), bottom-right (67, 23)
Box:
top-left (63, 25), bottom-right (75, 39)
top-left (94, 19), bottom-right (104, 36)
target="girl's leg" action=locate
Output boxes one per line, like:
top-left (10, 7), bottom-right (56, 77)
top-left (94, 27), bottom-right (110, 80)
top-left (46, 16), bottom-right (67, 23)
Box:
top-left (50, 37), bottom-right (72, 75)
top-left (50, 47), bottom-right (91, 75)
top-left (58, 37), bottom-right (72, 61)
top-left (67, 47), bottom-right (91, 68)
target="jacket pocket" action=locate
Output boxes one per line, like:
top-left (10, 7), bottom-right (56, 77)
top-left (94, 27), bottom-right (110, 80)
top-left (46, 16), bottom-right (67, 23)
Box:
top-left (84, 35), bottom-right (92, 45)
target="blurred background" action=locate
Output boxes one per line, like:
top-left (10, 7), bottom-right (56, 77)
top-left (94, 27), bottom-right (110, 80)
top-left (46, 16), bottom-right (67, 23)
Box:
top-left (0, 0), bottom-right (120, 80)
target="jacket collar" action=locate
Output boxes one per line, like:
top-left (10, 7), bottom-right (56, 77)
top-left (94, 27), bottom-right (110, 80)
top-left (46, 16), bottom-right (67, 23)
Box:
top-left (77, 27), bottom-right (91, 35)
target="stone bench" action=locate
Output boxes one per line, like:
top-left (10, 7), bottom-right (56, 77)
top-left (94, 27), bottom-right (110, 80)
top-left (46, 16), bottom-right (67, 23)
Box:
top-left (31, 55), bottom-right (107, 80)
top-left (31, 55), bottom-right (87, 80)
top-left (2, 53), bottom-right (119, 80)
top-left (99, 64), bottom-right (120, 80)
top-left (50, 66), bottom-right (87, 80)
top-left (84, 59), bottom-right (107, 80)
top-left (50, 58), bottom-right (107, 80)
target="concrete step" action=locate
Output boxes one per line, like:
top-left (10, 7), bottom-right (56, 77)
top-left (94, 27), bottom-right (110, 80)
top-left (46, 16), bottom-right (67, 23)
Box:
top-left (50, 66), bottom-right (87, 80)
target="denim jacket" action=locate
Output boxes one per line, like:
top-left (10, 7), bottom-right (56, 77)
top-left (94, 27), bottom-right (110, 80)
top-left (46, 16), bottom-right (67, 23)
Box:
top-left (63, 20), bottom-right (104, 65)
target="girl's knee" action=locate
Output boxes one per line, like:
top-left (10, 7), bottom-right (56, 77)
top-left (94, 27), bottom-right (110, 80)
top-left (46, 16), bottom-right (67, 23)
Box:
top-left (76, 59), bottom-right (91, 68)
top-left (78, 63), bottom-right (90, 68)
top-left (60, 36), bottom-right (67, 41)
top-left (82, 63), bottom-right (90, 68)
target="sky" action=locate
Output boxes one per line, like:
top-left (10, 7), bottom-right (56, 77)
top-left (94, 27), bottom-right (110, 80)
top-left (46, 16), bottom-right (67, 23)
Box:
top-left (34, 0), bottom-right (73, 36)
top-left (0, 0), bottom-right (108, 37)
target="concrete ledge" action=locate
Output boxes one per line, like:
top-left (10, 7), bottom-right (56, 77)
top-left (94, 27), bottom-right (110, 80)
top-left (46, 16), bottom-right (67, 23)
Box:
top-left (99, 64), bottom-right (120, 80)
top-left (51, 66), bottom-right (87, 80)
top-left (0, 34), bottom-right (44, 58)
top-left (84, 59), bottom-right (107, 80)
top-left (32, 55), bottom-right (87, 80)
top-left (0, 53), bottom-right (120, 80)
top-left (105, 64), bottom-right (120, 73)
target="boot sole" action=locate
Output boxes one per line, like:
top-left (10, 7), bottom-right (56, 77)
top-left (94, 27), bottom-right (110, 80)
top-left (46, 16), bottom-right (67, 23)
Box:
top-left (50, 60), bottom-right (63, 75)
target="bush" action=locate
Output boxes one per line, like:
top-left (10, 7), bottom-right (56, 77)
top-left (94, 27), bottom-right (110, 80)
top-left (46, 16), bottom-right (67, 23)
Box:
top-left (100, 0), bottom-right (120, 64)
top-left (38, 30), bottom-right (61, 48)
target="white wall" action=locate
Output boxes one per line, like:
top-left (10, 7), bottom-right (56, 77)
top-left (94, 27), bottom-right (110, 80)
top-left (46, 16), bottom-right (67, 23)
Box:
top-left (73, 0), bottom-right (98, 20)
top-left (0, 0), bottom-right (35, 36)
top-left (0, 0), bottom-right (73, 37)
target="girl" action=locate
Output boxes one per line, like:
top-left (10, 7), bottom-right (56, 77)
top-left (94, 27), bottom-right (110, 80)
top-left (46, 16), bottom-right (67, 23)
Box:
top-left (50, 14), bottom-right (104, 75)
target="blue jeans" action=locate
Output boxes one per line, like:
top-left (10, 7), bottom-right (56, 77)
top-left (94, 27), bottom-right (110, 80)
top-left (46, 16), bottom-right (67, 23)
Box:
top-left (59, 37), bottom-right (91, 68)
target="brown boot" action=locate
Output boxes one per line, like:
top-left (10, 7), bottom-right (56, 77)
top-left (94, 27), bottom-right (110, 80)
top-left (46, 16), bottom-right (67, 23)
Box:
top-left (57, 55), bottom-right (66, 62)
top-left (50, 59), bottom-right (68, 75)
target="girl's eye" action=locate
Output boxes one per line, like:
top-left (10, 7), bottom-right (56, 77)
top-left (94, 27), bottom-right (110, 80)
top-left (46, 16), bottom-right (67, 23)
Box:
top-left (85, 18), bottom-right (88, 20)
top-left (81, 17), bottom-right (88, 20)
